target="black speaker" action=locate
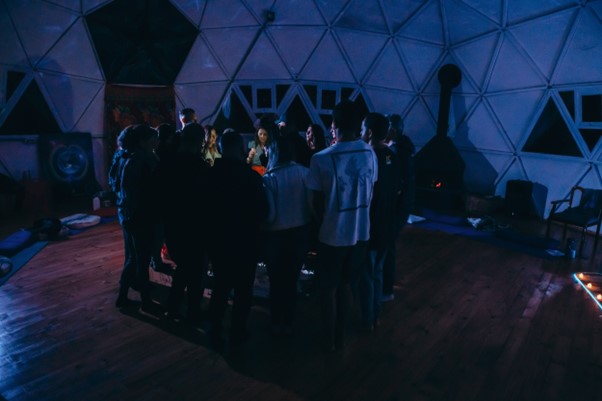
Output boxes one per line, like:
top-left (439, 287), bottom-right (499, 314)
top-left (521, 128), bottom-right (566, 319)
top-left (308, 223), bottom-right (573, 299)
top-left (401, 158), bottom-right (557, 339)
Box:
top-left (38, 132), bottom-right (99, 196)
top-left (504, 180), bottom-right (548, 219)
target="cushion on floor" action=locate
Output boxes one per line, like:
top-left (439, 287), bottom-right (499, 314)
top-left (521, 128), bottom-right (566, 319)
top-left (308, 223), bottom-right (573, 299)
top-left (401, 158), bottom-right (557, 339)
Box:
top-left (60, 213), bottom-right (102, 230)
top-left (0, 230), bottom-right (36, 257)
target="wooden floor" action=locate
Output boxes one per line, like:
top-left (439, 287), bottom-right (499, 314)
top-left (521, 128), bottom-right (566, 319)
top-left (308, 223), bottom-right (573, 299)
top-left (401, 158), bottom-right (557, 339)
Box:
top-left (1, 207), bottom-right (602, 401)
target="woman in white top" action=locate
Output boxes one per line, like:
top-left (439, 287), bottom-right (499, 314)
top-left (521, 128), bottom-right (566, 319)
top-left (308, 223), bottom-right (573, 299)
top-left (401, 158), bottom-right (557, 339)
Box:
top-left (263, 135), bottom-right (312, 336)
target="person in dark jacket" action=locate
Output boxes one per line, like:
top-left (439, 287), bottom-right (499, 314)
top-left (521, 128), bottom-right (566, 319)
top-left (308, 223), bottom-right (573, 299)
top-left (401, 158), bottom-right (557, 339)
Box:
top-left (206, 130), bottom-right (269, 349)
top-left (157, 123), bottom-right (210, 324)
top-left (358, 112), bottom-right (400, 330)
top-left (114, 124), bottom-right (161, 316)
top-left (382, 114), bottom-right (415, 302)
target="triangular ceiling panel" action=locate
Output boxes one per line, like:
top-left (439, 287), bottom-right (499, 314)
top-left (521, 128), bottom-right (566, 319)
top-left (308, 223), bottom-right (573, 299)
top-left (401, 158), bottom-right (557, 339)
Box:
top-left (507, 0), bottom-right (577, 24)
top-left (176, 35), bottom-right (228, 83)
top-left (82, 0), bottom-right (113, 14)
top-left (422, 54), bottom-right (478, 95)
top-left (300, 31), bottom-right (355, 83)
top-left (460, 0), bottom-right (502, 25)
top-left (6, 0), bottom-right (78, 66)
top-left (336, 30), bottom-right (388, 81)
top-left (271, 0), bottom-right (324, 25)
top-left (522, 96), bottom-right (581, 157)
top-left (269, 27), bottom-right (325, 77)
top-left (554, 8), bottom-right (602, 85)
top-left (175, 82), bottom-right (230, 124)
top-left (43, 0), bottom-right (81, 13)
top-left (200, 0), bottom-right (258, 28)
top-left (2, 69), bottom-right (27, 104)
top-left (363, 88), bottom-right (415, 117)
top-left (421, 93), bottom-right (479, 133)
top-left (72, 84), bottom-right (105, 133)
top-left (38, 72), bottom-right (104, 131)
top-left (0, 77), bottom-right (61, 134)
top-left (37, 19), bottom-right (103, 80)
top-left (580, 129), bottom-right (602, 153)
top-left (510, 9), bottom-right (575, 80)
top-left (335, 0), bottom-right (388, 34)
top-left (452, 32), bottom-right (499, 89)
top-left (381, 0), bottom-right (423, 33)
top-left (486, 89), bottom-right (545, 149)
top-left (398, 0), bottom-right (444, 45)
top-left (397, 38), bottom-right (444, 91)
top-left (577, 166), bottom-right (602, 189)
top-left (591, 1), bottom-right (602, 22)
top-left (0, 2), bottom-right (29, 68)
top-left (171, 0), bottom-right (207, 27)
top-left (495, 157), bottom-right (528, 196)
top-left (404, 98), bottom-right (437, 145)
top-left (364, 43), bottom-right (413, 91)
top-left (454, 101), bottom-right (511, 152)
top-left (487, 34), bottom-right (546, 92)
top-left (204, 27), bottom-right (260, 77)
top-left (314, 0), bottom-right (349, 25)
top-left (237, 33), bottom-right (291, 80)
top-left (521, 155), bottom-right (590, 197)
top-left (444, 0), bottom-right (499, 44)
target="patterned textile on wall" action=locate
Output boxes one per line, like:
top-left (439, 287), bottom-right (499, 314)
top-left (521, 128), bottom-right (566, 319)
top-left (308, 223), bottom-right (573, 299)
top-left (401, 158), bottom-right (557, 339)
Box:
top-left (104, 85), bottom-right (176, 150)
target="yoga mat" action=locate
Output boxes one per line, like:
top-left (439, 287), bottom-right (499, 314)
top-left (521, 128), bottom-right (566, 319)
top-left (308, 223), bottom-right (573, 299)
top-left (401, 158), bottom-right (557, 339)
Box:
top-left (0, 241), bottom-right (48, 287)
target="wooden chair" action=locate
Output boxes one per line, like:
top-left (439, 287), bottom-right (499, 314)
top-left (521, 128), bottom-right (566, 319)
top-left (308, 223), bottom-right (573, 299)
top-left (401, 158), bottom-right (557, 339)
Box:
top-left (545, 186), bottom-right (602, 258)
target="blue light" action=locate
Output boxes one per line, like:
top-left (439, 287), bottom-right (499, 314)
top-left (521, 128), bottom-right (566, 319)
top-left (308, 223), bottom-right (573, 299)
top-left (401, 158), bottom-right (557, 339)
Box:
top-left (573, 272), bottom-right (602, 312)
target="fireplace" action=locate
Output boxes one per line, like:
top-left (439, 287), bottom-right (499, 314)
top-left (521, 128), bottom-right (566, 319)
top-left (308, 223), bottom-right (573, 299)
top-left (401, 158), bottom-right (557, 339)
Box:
top-left (414, 64), bottom-right (465, 210)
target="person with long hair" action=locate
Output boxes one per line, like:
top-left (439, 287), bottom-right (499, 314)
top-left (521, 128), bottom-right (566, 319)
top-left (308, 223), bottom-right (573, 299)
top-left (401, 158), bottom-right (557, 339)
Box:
top-left (202, 125), bottom-right (221, 166)
top-left (246, 125), bottom-right (271, 175)
top-left (306, 124), bottom-right (327, 155)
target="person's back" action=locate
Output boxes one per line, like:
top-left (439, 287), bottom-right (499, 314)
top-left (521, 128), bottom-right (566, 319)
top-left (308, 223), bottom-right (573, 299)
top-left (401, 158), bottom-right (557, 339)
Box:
top-left (262, 135), bottom-right (312, 335)
top-left (308, 139), bottom-right (377, 247)
top-left (358, 112), bottom-right (400, 330)
top-left (209, 157), bottom-right (267, 249)
top-left (207, 130), bottom-right (269, 348)
top-left (370, 145), bottom-right (400, 248)
top-left (157, 122), bottom-right (209, 322)
top-left (306, 100), bottom-right (378, 351)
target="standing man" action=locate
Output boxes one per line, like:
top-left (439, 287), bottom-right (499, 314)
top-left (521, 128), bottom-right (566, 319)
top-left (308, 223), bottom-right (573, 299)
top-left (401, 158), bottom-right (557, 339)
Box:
top-left (306, 100), bottom-right (378, 352)
top-left (206, 130), bottom-right (269, 349)
top-left (383, 114), bottom-right (415, 301)
top-left (358, 113), bottom-right (400, 330)
top-left (177, 108), bottom-right (197, 132)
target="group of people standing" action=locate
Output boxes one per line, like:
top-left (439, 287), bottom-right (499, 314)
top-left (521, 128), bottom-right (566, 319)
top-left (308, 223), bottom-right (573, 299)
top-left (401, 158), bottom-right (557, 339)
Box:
top-left (109, 102), bottom-right (415, 352)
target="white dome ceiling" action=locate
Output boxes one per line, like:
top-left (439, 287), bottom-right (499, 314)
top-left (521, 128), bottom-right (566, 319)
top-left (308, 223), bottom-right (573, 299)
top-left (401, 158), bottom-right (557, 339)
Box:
top-left (1, 0), bottom-right (602, 213)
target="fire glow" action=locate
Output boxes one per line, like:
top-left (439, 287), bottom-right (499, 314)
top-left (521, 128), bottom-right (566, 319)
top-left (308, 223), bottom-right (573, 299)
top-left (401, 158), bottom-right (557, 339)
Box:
top-left (573, 272), bottom-right (602, 312)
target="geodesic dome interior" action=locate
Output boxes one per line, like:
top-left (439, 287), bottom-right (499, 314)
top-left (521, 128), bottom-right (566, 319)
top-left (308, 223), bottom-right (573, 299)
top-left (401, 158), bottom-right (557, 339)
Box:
top-left (1, 0), bottom-right (602, 215)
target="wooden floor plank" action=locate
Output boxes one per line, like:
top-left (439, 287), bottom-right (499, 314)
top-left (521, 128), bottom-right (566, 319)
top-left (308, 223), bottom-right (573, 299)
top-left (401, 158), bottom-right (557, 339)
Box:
top-left (2, 215), bottom-right (602, 400)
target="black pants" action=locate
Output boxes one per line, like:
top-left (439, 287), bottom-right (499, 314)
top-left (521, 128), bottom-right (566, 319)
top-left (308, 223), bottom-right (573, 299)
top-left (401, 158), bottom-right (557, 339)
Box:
top-left (208, 249), bottom-right (258, 342)
top-left (383, 213), bottom-right (409, 295)
top-left (120, 221), bottom-right (153, 305)
top-left (165, 238), bottom-right (206, 321)
top-left (265, 225), bottom-right (309, 326)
